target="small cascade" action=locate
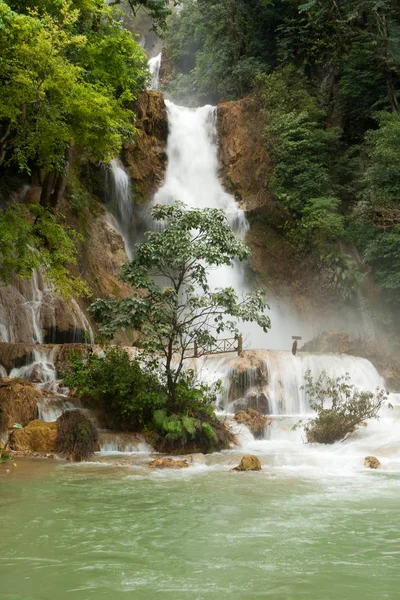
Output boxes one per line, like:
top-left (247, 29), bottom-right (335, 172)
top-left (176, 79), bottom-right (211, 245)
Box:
top-left (106, 158), bottom-right (134, 259)
top-left (99, 431), bottom-right (153, 454)
top-left (9, 347), bottom-right (59, 391)
top-left (0, 270), bottom-right (94, 345)
top-left (37, 397), bottom-right (81, 422)
top-left (204, 350), bottom-right (385, 416)
top-left (148, 52), bottom-right (162, 91)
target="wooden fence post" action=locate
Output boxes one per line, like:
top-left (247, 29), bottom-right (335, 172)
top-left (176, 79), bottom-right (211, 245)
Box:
top-left (237, 335), bottom-right (243, 355)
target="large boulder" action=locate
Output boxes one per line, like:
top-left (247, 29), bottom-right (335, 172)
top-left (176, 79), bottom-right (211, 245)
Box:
top-left (231, 455), bottom-right (262, 472)
top-left (0, 378), bottom-right (40, 433)
top-left (148, 457), bottom-right (189, 469)
top-left (364, 456), bottom-right (381, 469)
top-left (234, 409), bottom-right (270, 439)
top-left (10, 419), bottom-right (57, 453)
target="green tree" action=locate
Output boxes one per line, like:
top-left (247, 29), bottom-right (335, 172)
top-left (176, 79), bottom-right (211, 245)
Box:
top-left (0, 0), bottom-right (147, 176)
top-left (89, 203), bottom-right (270, 405)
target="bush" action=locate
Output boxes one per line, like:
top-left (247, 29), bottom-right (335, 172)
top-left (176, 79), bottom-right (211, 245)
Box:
top-left (64, 348), bottom-right (166, 430)
top-left (300, 370), bottom-right (387, 444)
top-left (64, 348), bottom-right (234, 453)
top-left (56, 411), bottom-right (99, 462)
top-left (147, 371), bottom-right (235, 454)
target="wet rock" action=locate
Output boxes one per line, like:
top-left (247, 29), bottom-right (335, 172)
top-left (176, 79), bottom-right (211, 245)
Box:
top-left (185, 453), bottom-right (206, 465)
top-left (364, 456), bottom-right (381, 469)
top-left (10, 420), bottom-right (57, 453)
top-left (123, 90), bottom-right (168, 204)
top-left (0, 378), bottom-right (40, 432)
top-left (231, 455), bottom-right (262, 472)
top-left (234, 409), bottom-right (270, 439)
top-left (148, 457), bottom-right (189, 469)
top-left (217, 97), bottom-right (270, 212)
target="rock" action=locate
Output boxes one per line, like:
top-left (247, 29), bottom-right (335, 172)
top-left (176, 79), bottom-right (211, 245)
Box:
top-left (123, 90), bottom-right (168, 204)
top-left (185, 453), bottom-right (206, 465)
top-left (148, 457), bottom-right (189, 469)
top-left (10, 420), bottom-right (57, 454)
top-left (364, 456), bottom-right (381, 469)
top-left (231, 455), bottom-right (262, 472)
top-left (217, 97), bottom-right (270, 212)
top-left (0, 378), bottom-right (40, 432)
top-left (234, 409), bottom-right (270, 439)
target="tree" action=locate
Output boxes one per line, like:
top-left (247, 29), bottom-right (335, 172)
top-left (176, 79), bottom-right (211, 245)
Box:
top-left (300, 369), bottom-right (387, 444)
top-left (89, 203), bottom-right (270, 406)
top-left (0, 0), bottom-right (147, 176)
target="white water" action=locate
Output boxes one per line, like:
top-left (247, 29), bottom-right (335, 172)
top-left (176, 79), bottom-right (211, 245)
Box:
top-left (148, 52), bottom-right (162, 91)
top-left (106, 158), bottom-right (134, 259)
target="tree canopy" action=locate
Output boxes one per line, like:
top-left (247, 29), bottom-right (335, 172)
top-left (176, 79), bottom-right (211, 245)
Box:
top-left (89, 203), bottom-right (270, 401)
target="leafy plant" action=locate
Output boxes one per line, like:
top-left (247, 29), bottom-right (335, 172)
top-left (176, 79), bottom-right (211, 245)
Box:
top-left (299, 370), bottom-right (387, 444)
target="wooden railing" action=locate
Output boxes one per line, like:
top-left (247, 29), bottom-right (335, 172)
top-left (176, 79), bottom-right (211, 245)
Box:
top-left (182, 335), bottom-right (243, 359)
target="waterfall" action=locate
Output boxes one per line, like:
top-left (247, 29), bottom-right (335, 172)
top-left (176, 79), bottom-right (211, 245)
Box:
top-left (106, 158), bottom-right (134, 260)
top-left (0, 270), bottom-right (94, 345)
top-left (148, 52), bottom-right (162, 91)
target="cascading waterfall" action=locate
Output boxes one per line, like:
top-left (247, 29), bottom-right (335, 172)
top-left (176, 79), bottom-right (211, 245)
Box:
top-left (148, 52), bottom-right (162, 91)
top-left (106, 158), bottom-right (134, 260)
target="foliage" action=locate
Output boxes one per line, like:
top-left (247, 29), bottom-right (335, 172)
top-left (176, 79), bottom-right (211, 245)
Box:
top-left (56, 409), bottom-right (98, 461)
top-left (64, 347), bottom-right (166, 428)
top-left (64, 347), bottom-right (233, 453)
top-left (300, 370), bottom-right (387, 444)
top-left (89, 203), bottom-right (270, 403)
top-left (0, 0), bottom-right (147, 173)
top-left (0, 202), bottom-right (88, 298)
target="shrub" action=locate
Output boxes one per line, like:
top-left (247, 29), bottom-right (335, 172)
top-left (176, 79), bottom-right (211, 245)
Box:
top-left (300, 370), bottom-right (387, 444)
top-left (64, 348), bottom-right (166, 430)
top-left (56, 411), bottom-right (99, 462)
top-left (64, 348), bottom-right (234, 453)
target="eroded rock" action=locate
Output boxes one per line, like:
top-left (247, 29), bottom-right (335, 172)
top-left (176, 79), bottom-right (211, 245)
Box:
top-left (10, 420), bottom-right (57, 453)
top-left (148, 457), bottom-right (189, 469)
top-left (231, 455), bottom-right (262, 472)
top-left (0, 378), bottom-right (40, 432)
top-left (234, 409), bottom-right (270, 439)
top-left (364, 456), bottom-right (381, 469)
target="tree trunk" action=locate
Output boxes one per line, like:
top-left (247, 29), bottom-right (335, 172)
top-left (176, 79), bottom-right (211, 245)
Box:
top-left (53, 145), bottom-right (74, 206)
top-left (40, 170), bottom-right (57, 207)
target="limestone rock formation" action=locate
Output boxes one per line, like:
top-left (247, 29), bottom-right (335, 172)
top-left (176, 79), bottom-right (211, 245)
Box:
top-left (225, 350), bottom-right (270, 414)
top-left (364, 456), bottom-right (381, 469)
top-left (234, 409), bottom-right (270, 439)
top-left (123, 91), bottom-right (168, 204)
top-left (231, 455), bottom-right (262, 472)
top-left (217, 97), bottom-right (270, 212)
top-left (148, 457), bottom-right (189, 469)
top-left (80, 213), bottom-right (131, 300)
top-left (10, 419), bottom-right (57, 453)
top-left (0, 378), bottom-right (40, 432)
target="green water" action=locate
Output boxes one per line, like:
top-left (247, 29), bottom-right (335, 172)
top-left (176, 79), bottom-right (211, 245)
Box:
top-left (1, 458), bottom-right (399, 599)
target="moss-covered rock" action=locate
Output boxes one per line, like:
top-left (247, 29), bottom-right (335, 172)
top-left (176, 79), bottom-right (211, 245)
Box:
top-left (10, 419), bottom-right (57, 453)
top-left (232, 455), bottom-right (262, 472)
top-left (56, 410), bottom-right (99, 462)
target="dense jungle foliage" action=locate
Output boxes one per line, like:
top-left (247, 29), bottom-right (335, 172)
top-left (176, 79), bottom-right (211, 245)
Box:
top-left (164, 0), bottom-right (400, 318)
top-left (0, 0), bottom-right (170, 291)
